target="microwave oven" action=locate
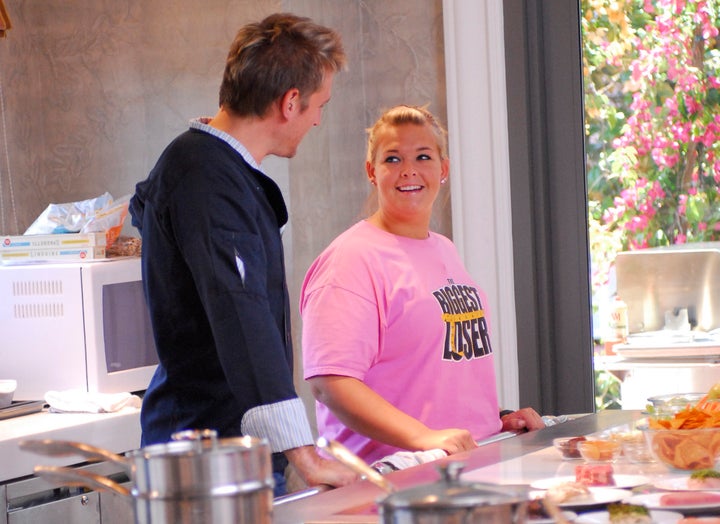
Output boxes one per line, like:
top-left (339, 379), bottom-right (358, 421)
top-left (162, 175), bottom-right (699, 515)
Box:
top-left (0, 257), bottom-right (158, 401)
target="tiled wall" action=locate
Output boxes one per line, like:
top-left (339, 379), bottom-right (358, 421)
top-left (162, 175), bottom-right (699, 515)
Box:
top-left (0, 0), bottom-right (449, 425)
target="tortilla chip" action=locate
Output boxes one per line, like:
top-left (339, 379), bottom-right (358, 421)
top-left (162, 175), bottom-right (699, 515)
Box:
top-left (675, 438), bottom-right (714, 469)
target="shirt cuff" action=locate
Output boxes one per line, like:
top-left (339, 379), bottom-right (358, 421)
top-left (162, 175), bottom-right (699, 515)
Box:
top-left (241, 398), bottom-right (315, 453)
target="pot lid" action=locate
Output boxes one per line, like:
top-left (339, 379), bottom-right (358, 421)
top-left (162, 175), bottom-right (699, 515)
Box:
top-left (130, 429), bottom-right (268, 459)
top-left (129, 430), bottom-right (273, 498)
top-left (380, 462), bottom-right (528, 510)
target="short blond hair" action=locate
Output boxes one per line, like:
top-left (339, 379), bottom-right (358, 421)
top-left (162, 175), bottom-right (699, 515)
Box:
top-left (366, 105), bottom-right (448, 164)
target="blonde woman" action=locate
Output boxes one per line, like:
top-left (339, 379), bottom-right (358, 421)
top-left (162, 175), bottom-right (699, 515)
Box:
top-left (300, 105), bottom-right (544, 465)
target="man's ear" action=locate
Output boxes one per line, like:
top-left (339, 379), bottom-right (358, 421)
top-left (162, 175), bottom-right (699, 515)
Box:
top-left (280, 88), bottom-right (300, 119)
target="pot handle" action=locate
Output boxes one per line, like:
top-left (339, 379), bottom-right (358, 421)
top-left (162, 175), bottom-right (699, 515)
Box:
top-left (171, 428), bottom-right (218, 451)
top-left (19, 439), bottom-right (131, 471)
top-left (33, 464), bottom-right (131, 498)
top-left (316, 437), bottom-right (396, 493)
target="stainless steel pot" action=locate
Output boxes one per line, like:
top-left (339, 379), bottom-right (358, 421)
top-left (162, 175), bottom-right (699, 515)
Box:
top-left (378, 462), bottom-right (529, 523)
top-left (21, 429), bottom-right (273, 524)
top-left (317, 438), bottom-right (531, 523)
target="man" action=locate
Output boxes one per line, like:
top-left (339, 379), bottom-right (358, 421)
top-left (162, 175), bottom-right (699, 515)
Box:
top-left (129, 13), bottom-right (355, 496)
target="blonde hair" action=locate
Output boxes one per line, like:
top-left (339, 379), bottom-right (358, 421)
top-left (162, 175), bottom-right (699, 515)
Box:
top-left (366, 105), bottom-right (448, 164)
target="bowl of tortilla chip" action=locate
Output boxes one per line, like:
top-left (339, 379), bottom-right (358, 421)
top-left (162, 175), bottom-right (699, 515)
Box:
top-left (643, 406), bottom-right (720, 470)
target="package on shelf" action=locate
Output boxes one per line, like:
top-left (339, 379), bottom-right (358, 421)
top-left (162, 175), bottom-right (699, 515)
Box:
top-left (1, 232), bottom-right (107, 249)
top-left (0, 245), bottom-right (106, 262)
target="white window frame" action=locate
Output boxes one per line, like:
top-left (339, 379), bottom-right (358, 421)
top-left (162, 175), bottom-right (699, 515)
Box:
top-left (443, 0), bottom-right (519, 408)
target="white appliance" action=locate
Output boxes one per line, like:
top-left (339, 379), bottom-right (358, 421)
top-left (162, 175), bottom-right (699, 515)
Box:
top-left (0, 257), bottom-right (158, 400)
top-left (602, 243), bottom-right (720, 408)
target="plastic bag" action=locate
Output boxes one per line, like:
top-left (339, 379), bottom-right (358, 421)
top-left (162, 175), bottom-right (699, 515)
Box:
top-left (24, 192), bottom-right (131, 246)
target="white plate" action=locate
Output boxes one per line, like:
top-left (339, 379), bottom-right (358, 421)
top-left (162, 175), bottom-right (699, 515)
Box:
top-left (529, 487), bottom-right (631, 508)
top-left (529, 510), bottom-right (578, 523)
top-left (654, 476), bottom-right (720, 492)
top-left (627, 492), bottom-right (720, 511)
top-left (575, 509), bottom-right (683, 523)
top-left (531, 475), bottom-right (648, 490)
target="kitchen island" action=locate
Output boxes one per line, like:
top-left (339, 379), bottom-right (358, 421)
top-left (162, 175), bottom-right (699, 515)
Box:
top-left (0, 406), bottom-right (141, 482)
top-left (274, 410), bottom-right (676, 523)
top-left (0, 406), bottom-right (140, 523)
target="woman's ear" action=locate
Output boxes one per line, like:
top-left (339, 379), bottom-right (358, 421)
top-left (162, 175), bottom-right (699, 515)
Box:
top-left (441, 158), bottom-right (450, 183)
top-left (366, 160), bottom-right (376, 185)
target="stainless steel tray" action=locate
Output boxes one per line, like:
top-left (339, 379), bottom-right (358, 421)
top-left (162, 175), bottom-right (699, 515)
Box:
top-left (0, 400), bottom-right (45, 420)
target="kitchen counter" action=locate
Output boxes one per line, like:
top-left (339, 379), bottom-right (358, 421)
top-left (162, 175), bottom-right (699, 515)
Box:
top-left (0, 406), bottom-right (141, 482)
top-left (273, 410), bottom-right (656, 524)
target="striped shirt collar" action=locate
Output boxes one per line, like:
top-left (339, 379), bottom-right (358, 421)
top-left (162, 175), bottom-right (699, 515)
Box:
top-left (189, 117), bottom-right (261, 171)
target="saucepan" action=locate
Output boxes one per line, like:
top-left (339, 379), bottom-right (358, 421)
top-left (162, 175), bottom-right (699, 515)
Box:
top-left (317, 437), bottom-right (536, 523)
top-left (20, 429), bottom-right (273, 524)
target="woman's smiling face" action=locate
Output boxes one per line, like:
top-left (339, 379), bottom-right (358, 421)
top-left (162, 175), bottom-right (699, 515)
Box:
top-left (366, 122), bottom-right (449, 236)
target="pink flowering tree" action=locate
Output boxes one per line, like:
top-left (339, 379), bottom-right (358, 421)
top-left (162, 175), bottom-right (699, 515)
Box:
top-left (583, 0), bottom-right (720, 295)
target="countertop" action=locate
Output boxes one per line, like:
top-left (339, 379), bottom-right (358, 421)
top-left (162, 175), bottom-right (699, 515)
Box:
top-left (0, 406), bottom-right (141, 483)
top-left (273, 410), bottom-right (666, 524)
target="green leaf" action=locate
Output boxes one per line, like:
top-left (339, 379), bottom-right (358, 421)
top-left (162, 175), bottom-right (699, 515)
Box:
top-left (686, 195), bottom-right (707, 224)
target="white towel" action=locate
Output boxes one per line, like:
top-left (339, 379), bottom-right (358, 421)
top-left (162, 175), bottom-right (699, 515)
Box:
top-left (45, 389), bottom-right (141, 413)
top-left (371, 448), bottom-right (448, 472)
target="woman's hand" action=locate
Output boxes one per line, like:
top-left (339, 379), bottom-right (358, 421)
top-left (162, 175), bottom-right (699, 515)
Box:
top-left (500, 407), bottom-right (545, 433)
top-left (309, 375), bottom-right (477, 454)
top-left (410, 428), bottom-right (477, 455)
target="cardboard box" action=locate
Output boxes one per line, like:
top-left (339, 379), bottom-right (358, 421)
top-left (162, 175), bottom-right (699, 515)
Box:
top-left (1, 232), bottom-right (107, 250)
top-left (0, 246), bottom-right (106, 262)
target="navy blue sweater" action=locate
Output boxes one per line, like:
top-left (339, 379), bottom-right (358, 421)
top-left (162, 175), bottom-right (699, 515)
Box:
top-left (130, 129), bottom-right (295, 470)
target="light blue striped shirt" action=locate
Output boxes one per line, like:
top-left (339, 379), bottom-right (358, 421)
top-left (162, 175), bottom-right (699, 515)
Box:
top-left (189, 117), bottom-right (260, 170)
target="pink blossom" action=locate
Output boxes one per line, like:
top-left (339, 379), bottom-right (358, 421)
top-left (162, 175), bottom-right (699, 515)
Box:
top-left (628, 215), bottom-right (650, 233)
top-left (649, 181), bottom-right (666, 200)
top-left (630, 236), bottom-right (649, 250)
top-left (620, 188), bottom-right (637, 207)
top-left (684, 95), bottom-right (700, 115)
top-left (700, 132), bottom-right (715, 149)
top-left (678, 194), bottom-right (688, 215)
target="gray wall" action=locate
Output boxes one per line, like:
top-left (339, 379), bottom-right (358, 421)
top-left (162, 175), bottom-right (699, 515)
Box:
top-left (0, 0), bottom-right (449, 427)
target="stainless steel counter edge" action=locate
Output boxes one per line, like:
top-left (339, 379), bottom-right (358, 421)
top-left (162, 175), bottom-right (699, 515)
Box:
top-left (272, 410), bottom-right (644, 524)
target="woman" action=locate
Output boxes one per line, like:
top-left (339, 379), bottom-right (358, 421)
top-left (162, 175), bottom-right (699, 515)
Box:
top-left (300, 105), bottom-right (543, 464)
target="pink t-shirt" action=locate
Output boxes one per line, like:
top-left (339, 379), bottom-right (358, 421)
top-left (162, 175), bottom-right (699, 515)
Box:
top-left (300, 221), bottom-right (502, 463)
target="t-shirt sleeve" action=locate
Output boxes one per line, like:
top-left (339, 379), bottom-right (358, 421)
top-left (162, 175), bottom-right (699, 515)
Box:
top-left (301, 270), bottom-right (382, 381)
